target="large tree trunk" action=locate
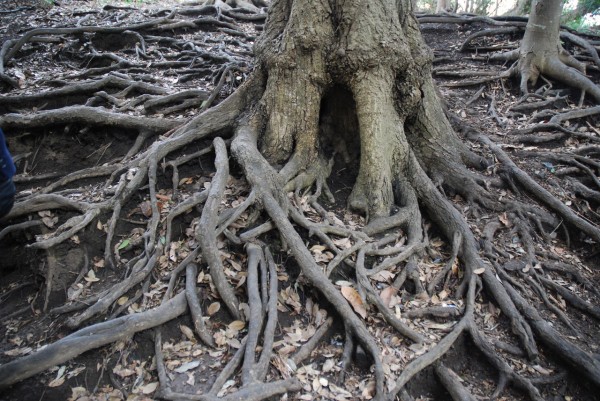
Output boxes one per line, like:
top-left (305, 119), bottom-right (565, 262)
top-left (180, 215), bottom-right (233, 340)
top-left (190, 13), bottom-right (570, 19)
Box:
top-left (3, 0), bottom-right (600, 399)
top-left (251, 0), bottom-right (478, 221)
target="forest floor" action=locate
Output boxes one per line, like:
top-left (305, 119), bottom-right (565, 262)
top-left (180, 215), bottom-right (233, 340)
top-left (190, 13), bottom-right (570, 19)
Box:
top-left (0, 1), bottom-right (599, 401)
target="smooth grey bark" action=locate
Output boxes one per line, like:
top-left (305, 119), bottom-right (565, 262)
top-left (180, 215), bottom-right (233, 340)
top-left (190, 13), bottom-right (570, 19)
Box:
top-left (518, 0), bottom-right (600, 100)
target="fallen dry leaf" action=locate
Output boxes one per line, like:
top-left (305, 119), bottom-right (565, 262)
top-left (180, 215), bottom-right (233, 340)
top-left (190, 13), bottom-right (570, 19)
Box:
top-left (180, 325), bottom-right (195, 341)
top-left (498, 212), bottom-right (512, 227)
top-left (310, 244), bottom-right (327, 253)
top-left (113, 365), bottom-right (135, 378)
top-left (228, 320), bottom-right (245, 331)
top-left (533, 364), bottom-right (553, 375)
top-left (84, 270), bottom-right (100, 283)
top-left (322, 359), bottom-right (335, 372)
top-left (207, 302), bottom-right (220, 315)
top-left (340, 286), bottom-right (367, 319)
top-left (69, 387), bottom-right (88, 400)
top-left (175, 360), bottom-right (200, 373)
top-left (139, 381), bottom-right (158, 394)
top-left (48, 366), bottom-right (66, 387)
top-left (380, 286), bottom-right (397, 308)
top-left (4, 347), bottom-right (32, 357)
top-left (140, 200), bottom-right (153, 217)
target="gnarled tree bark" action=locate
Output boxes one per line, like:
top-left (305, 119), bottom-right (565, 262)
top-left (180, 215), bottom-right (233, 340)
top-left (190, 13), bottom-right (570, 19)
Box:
top-left (2, 1), bottom-right (599, 400)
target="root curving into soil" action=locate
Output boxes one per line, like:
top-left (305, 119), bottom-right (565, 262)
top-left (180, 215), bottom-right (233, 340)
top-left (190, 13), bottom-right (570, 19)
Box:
top-left (1, 2), bottom-right (599, 401)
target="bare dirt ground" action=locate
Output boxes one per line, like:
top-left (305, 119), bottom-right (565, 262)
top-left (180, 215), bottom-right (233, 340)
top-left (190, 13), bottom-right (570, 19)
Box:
top-left (0, 1), bottom-right (599, 400)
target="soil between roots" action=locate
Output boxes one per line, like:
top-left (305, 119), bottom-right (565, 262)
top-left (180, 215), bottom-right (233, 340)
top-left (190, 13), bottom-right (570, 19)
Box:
top-left (1, 1), bottom-right (599, 401)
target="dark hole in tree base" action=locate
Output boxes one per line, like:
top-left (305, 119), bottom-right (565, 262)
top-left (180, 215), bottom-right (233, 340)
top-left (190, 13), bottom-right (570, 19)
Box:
top-left (319, 85), bottom-right (361, 207)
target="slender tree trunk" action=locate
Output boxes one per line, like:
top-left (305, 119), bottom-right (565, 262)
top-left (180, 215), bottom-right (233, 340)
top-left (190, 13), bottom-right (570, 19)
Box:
top-left (518, 0), bottom-right (564, 87)
top-left (504, 0), bottom-right (529, 15)
top-left (562, 0), bottom-right (598, 23)
top-left (436, 0), bottom-right (449, 13)
top-left (518, 0), bottom-right (600, 100)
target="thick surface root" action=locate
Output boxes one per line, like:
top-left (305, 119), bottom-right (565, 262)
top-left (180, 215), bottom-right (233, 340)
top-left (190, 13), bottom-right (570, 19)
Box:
top-left (1, 5), bottom-right (599, 401)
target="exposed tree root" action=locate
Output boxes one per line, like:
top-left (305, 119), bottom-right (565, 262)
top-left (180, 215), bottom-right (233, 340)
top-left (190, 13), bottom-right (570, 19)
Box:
top-left (1, 4), bottom-right (600, 401)
top-left (434, 362), bottom-right (477, 401)
top-left (0, 289), bottom-right (189, 388)
top-left (427, 8), bottom-right (600, 107)
top-left (0, 105), bottom-right (182, 134)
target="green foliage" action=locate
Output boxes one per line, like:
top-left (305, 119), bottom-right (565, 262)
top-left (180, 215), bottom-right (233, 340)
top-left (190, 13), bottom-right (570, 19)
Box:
top-left (562, 0), bottom-right (600, 32)
top-left (473, 0), bottom-right (493, 14)
top-left (416, 0), bottom-right (437, 11)
top-left (39, 0), bottom-right (55, 9)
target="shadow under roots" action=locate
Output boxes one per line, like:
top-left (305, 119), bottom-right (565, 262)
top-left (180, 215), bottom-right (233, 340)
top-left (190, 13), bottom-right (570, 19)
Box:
top-left (319, 85), bottom-right (360, 210)
top-left (404, 333), bottom-right (503, 400)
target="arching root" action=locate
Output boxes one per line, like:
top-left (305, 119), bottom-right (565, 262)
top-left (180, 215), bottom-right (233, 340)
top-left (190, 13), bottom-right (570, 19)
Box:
top-left (2, 8), bottom-right (600, 401)
top-left (3, 107), bottom-right (600, 400)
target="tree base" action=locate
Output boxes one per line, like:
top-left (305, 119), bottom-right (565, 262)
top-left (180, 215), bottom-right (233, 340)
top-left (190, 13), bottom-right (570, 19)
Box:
top-left (1, 5), bottom-right (599, 401)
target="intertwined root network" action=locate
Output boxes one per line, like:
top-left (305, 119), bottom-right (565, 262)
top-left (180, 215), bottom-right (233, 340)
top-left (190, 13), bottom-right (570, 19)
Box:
top-left (0, 3), bottom-right (599, 401)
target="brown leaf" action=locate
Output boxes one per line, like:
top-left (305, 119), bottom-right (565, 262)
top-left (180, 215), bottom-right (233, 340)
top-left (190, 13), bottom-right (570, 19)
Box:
top-left (380, 286), bottom-right (397, 308)
top-left (48, 366), bottom-right (66, 387)
top-left (533, 364), bottom-right (553, 375)
top-left (207, 302), bottom-right (220, 316)
top-left (70, 387), bottom-right (88, 400)
top-left (42, 216), bottom-right (58, 228)
top-left (174, 361), bottom-right (200, 373)
top-left (48, 375), bottom-right (65, 388)
top-left (416, 291), bottom-right (430, 301)
top-left (179, 177), bottom-right (194, 185)
top-left (180, 325), bottom-right (195, 341)
top-left (140, 201), bottom-right (153, 217)
top-left (139, 382), bottom-right (158, 394)
top-left (310, 244), bottom-right (327, 253)
top-left (371, 271), bottom-right (394, 282)
top-left (333, 237), bottom-right (351, 249)
top-left (228, 320), bottom-right (245, 331)
top-left (451, 259), bottom-right (459, 275)
top-left (340, 286), bottom-right (367, 319)
top-left (4, 347), bottom-right (32, 356)
top-left (84, 270), bottom-right (100, 282)
top-left (113, 365), bottom-right (135, 378)
top-left (156, 194), bottom-right (171, 202)
top-left (322, 359), bottom-right (335, 373)
top-left (228, 259), bottom-right (242, 271)
top-left (498, 212), bottom-right (512, 227)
